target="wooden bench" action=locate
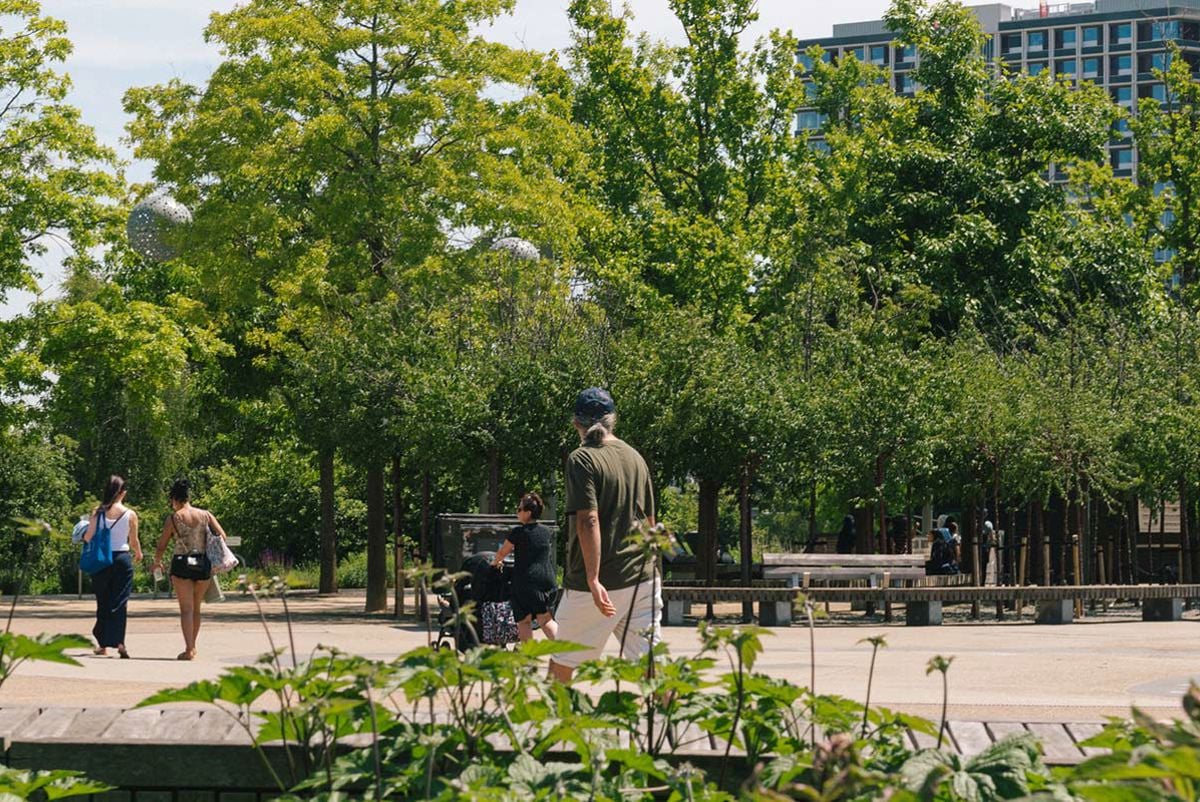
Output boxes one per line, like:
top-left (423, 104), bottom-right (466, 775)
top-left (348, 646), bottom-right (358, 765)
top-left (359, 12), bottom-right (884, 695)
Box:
top-left (762, 552), bottom-right (928, 588)
top-left (803, 583), bottom-right (1200, 626)
top-left (664, 583), bottom-right (1200, 626)
top-left (664, 553), bottom-right (965, 626)
top-left (661, 582), bottom-right (793, 625)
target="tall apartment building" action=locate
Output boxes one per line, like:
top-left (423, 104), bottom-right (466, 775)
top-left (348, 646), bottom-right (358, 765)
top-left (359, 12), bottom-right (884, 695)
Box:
top-left (796, 1), bottom-right (1200, 180)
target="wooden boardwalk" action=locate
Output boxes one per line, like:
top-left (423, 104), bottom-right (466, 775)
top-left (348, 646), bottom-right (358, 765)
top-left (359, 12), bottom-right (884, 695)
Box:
top-left (0, 705), bottom-right (1108, 790)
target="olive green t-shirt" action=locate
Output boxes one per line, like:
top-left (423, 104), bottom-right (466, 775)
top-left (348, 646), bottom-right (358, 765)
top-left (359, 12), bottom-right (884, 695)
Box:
top-left (564, 437), bottom-right (656, 592)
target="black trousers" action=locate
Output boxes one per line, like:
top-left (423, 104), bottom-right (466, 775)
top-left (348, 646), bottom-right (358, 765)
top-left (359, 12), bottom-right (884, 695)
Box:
top-left (92, 551), bottom-right (133, 648)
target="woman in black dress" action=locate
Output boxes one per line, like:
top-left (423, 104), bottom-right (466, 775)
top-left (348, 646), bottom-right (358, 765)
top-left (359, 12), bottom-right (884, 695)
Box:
top-left (492, 492), bottom-right (558, 642)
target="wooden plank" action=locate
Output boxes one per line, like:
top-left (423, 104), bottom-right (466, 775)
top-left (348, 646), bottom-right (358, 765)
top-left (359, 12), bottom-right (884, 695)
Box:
top-left (948, 721), bottom-right (994, 756)
top-left (65, 708), bottom-right (122, 740)
top-left (102, 708), bottom-right (162, 740)
top-left (763, 568), bottom-right (927, 581)
top-left (985, 722), bottom-right (1029, 743)
top-left (186, 710), bottom-right (239, 743)
top-left (911, 726), bottom-right (956, 752)
top-left (762, 554), bottom-right (924, 567)
top-left (1026, 723), bottom-right (1084, 764)
top-left (1065, 722), bottom-right (1107, 757)
top-left (0, 708), bottom-right (40, 741)
top-left (16, 708), bottom-right (86, 740)
top-left (148, 709), bottom-right (207, 741)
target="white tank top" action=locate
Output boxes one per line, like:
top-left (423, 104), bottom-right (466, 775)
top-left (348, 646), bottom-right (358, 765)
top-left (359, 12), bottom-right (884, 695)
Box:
top-left (100, 510), bottom-right (132, 552)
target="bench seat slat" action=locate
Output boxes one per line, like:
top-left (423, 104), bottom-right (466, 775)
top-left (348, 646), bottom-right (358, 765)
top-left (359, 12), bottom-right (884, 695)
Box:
top-left (762, 567), bottom-right (927, 581)
top-left (762, 554), bottom-right (924, 567)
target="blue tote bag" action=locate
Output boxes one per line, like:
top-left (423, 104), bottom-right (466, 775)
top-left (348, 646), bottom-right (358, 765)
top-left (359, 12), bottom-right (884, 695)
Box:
top-left (79, 510), bottom-right (114, 575)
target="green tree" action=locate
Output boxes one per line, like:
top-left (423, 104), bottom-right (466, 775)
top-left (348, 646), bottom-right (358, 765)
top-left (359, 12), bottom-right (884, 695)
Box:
top-left (565, 0), bottom-right (809, 593)
top-left (124, 0), bottom-right (581, 609)
top-left (0, 0), bottom-right (121, 300)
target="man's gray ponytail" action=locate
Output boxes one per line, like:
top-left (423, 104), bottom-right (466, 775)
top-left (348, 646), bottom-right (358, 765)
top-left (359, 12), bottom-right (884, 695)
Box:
top-left (578, 412), bottom-right (616, 445)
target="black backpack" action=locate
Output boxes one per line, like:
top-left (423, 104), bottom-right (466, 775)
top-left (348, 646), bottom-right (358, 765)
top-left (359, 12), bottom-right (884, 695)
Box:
top-left (926, 530), bottom-right (959, 575)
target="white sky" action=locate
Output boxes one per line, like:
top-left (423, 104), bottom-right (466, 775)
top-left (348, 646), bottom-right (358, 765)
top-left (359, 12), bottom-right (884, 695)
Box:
top-left (0, 0), bottom-right (1042, 319)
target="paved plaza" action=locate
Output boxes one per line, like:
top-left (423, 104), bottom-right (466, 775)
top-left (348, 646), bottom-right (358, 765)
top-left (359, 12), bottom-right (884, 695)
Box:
top-left (5, 591), bottom-right (1200, 723)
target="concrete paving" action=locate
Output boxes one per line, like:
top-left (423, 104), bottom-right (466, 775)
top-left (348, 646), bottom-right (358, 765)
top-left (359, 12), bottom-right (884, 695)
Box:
top-left (4, 590), bottom-right (1199, 723)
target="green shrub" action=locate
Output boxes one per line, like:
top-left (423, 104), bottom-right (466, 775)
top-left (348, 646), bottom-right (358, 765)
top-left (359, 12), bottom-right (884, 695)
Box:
top-left (203, 440), bottom-right (369, 566)
top-left (336, 549), bottom-right (394, 589)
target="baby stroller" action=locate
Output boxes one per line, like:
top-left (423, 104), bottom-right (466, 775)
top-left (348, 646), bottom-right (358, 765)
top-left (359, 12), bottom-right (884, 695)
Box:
top-left (435, 552), bottom-right (520, 651)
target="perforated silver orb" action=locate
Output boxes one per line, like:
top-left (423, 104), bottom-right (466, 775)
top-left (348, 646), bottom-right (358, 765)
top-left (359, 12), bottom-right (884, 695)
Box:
top-left (126, 193), bottom-right (192, 262)
top-left (490, 236), bottom-right (540, 262)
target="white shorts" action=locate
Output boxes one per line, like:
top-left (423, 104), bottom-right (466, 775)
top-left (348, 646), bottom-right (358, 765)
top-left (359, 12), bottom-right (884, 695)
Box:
top-left (550, 575), bottom-right (662, 669)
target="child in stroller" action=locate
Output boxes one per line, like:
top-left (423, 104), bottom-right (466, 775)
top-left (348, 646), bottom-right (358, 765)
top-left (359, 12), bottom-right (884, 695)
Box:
top-left (435, 552), bottom-right (520, 651)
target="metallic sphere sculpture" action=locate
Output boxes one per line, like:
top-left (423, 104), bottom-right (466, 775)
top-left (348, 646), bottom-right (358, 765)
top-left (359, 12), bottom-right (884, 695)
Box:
top-left (490, 236), bottom-right (540, 262)
top-left (126, 193), bottom-right (192, 262)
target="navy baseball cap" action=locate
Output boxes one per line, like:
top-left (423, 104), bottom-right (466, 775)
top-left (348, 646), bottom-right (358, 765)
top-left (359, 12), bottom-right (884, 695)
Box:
top-left (574, 387), bottom-right (615, 419)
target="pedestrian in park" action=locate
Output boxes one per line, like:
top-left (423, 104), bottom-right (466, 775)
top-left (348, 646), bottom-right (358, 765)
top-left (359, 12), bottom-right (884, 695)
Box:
top-left (836, 514), bottom-right (856, 554)
top-left (152, 479), bottom-right (230, 661)
top-left (83, 475), bottom-right (142, 658)
top-left (548, 387), bottom-right (659, 683)
top-left (491, 491), bottom-right (558, 642)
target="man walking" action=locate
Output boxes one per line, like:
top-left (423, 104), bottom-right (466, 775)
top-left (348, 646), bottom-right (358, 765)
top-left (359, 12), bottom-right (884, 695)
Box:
top-left (548, 387), bottom-right (660, 682)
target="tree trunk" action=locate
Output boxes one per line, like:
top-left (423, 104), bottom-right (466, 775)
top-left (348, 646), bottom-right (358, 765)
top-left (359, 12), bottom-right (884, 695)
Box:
top-left (875, 455), bottom-right (886, 554)
top-left (365, 464), bottom-right (388, 612)
top-left (318, 448), bottom-right (337, 595)
top-left (420, 471), bottom-right (431, 563)
top-left (1180, 480), bottom-right (1191, 584)
top-left (804, 480), bottom-right (818, 553)
top-left (486, 448), bottom-right (501, 514)
top-left (738, 465), bottom-right (753, 623)
top-left (418, 470), bottom-right (431, 619)
top-left (698, 479), bottom-right (720, 620)
top-left (1035, 499), bottom-right (1048, 586)
top-left (393, 454), bottom-right (404, 618)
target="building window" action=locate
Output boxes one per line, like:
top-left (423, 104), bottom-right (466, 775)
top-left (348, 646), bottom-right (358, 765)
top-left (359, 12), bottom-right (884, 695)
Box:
top-left (895, 73), bottom-right (915, 94)
top-left (1139, 20), bottom-right (1181, 43)
top-left (1082, 57), bottom-right (1102, 80)
top-left (1055, 28), bottom-right (1077, 49)
top-left (797, 110), bottom-right (827, 131)
top-left (808, 139), bottom-right (831, 155)
top-left (1082, 26), bottom-right (1102, 47)
top-left (896, 43), bottom-right (917, 62)
top-left (1138, 51), bottom-right (1171, 73)
top-left (1028, 31), bottom-right (1047, 51)
top-left (1028, 61), bottom-right (1048, 76)
top-left (804, 81), bottom-right (819, 101)
top-left (1111, 149), bottom-right (1133, 170)
top-left (842, 46), bottom-right (864, 62)
top-left (1110, 54), bottom-right (1132, 77)
top-left (1112, 85), bottom-right (1133, 106)
top-left (1056, 58), bottom-right (1077, 77)
top-left (1111, 22), bottom-right (1132, 45)
top-left (1001, 33), bottom-right (1022, 55)
top-left (1114, 117), bottom-right (1131, 136)
top-left (1139, 83), bottom-right (1168, 104)
top-left (869, 44), bottom-right (889, 65)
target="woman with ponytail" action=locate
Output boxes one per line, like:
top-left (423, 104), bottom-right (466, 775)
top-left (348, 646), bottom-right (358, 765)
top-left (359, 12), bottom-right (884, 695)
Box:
top-left (82, 475), bottom-right (142, 657)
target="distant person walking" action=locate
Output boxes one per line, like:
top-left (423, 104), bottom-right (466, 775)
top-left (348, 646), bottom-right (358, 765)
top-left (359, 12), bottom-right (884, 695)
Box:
top-left (492, 492), bottom-right (558, 642)
top-left (549, 388), bottom-right (659, 682)
top-left (84, 475), bottom-right (142, 658)
top-left (152, 479), bottom-right (230, 661)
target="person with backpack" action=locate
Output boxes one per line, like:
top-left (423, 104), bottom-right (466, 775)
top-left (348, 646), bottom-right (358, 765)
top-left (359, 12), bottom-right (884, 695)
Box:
top-left (926, 527), bottom-right (960, 575)
top-left (82, 475), bottom-right (142, 658)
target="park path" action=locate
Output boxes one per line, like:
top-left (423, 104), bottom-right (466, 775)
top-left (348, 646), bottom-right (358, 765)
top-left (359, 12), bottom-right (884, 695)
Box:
top-left (4, 591), bottom-right (1198, 722)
